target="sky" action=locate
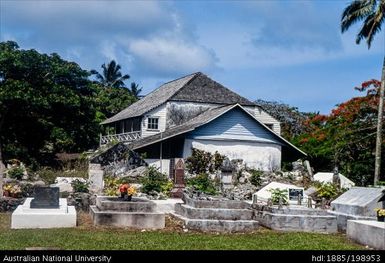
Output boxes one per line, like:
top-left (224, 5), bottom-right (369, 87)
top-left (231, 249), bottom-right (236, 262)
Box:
top-left (1, 0), bottom-right (384, 114)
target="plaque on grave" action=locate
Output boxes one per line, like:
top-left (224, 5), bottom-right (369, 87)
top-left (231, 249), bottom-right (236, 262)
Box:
top-left (288, 188), bottom-right (304, 201)
top-left (30, 187), bottom-right (60, 209)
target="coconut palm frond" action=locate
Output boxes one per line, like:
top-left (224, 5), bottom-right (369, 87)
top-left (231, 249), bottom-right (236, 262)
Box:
top-left (366, 10), bottom-right (384, 47)
top-left (356, 12), bottom-right (376, 44)
top-left (92, 60), bottom-right (131, 88)
top-left (129, 82), bottom-right (142, 99)
top-left (341, 0), bottom-right (376, 33)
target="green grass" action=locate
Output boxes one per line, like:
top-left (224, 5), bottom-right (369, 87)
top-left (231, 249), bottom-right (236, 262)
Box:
top-left (0, 213), bottom-right (363, 250)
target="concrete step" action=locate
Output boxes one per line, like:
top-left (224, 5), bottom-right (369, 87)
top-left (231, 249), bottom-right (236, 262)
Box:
top-left (264, 206), bottom-right (330, 216)
top-left (175, 203), bottom-right (254, 220)
top-left (184, 195), bottom-right (250, 209)
top-left (170, 212), bottom-right (259, 232)
top-left (256, 211), bottom-right (338, 233)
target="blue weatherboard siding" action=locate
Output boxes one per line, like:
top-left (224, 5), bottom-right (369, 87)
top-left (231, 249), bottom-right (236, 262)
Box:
top-left (187, 108), bottom-right (281, 144)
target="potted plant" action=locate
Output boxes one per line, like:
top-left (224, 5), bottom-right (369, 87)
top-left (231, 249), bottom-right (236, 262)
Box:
top-left (375, 208), bottom-right (385, 222)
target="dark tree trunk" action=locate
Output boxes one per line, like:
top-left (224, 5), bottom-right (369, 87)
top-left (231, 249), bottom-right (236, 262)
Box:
top-left (0, 113), bottom-right (5, 197)
top-left (374, 57), bottom-right (385, 185)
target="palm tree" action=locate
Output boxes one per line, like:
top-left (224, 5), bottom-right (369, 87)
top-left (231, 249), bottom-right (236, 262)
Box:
top-left (341, 0), bottom-right (385, 185)
top-left (90, 60), bottom-right (130, 88)
top-left (129, 82), bottom-right (143, 100)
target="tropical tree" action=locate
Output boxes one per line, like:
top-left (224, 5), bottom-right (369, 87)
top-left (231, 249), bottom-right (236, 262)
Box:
top-left (254, 99), bottom-right (311, 139)
top-left (128, 82), bottom-right (143, 100)
top-left (341, 0), bottom-right (385, 185)
top-left (90, 60), bottom-right (130, 88)
top-left (292, 85), bottom-right (384, 185)
top-left (0, 41), bottom-right (100, 167)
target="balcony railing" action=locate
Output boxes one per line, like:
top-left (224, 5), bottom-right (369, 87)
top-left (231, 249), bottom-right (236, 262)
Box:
top-left (100, 131), bottom-right (141, 145)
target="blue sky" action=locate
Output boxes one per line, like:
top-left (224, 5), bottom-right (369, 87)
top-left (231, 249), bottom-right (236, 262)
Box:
top-left (1, 0), bottom-right (384, 114)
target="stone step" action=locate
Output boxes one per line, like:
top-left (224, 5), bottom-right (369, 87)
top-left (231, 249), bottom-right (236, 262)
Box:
top-left (256, 211), bottom-right (338, 233)
top-left (175, 203), bottom-right (254, 220)
top-left (184, 195), bottom-right (250, 209)
top-left (170, 212), bottom-right (259, 232)
top-left (264, 206), bottom-right (330, 216)
top-left (90, 206), bottom-right (165, 229)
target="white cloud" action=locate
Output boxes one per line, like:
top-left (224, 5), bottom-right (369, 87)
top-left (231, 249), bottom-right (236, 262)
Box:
top-left (0, 0), bottom-right (218, 78)
top-left (129, 37), bottom-right (217, 75)
top-left (100, 41), bottom-right (118, 62)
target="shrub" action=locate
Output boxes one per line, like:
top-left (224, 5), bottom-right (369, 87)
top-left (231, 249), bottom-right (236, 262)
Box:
top-left (249, 169), bottom-right (263, 187)
top-left (140, 166), bottom-right (171, 194)
top-left (186, 148), bottom-right (225, 174)
top-left (36, 168), bottom-right (57, 184)
top-left (71, 179), bottom-right (89, 193)
top-left (36, 166), bottom-right (88, 185)
top-left (187, 173), bottom-right (217, 195)
top-left (269, 188), bottom-right (288, 205)
top-left (103, 176), bottom-right (120, 196)
top-left (161, 180), bottom-right (174, 196)
top-left (8, 166), bottom-right (24, 180)
top-left (20, 183), bottom-right (35, 197)
top-left (315, 182), bottom-right (339, 200)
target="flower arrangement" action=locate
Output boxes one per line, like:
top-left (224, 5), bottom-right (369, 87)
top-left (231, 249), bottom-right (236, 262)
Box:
top-left (3, 184), bottom-right (22, 198)
top-left (375, 208), bottom-right (385, 216)
top-left (119, 183), bottom-right (137, 201)
top-left (375, 208), bottom-right (385, 222)
top-left (127, 185), bottom-right (137, 196)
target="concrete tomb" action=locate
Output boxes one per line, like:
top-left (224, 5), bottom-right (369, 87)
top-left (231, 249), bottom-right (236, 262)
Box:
top-left (90, 196), bottom-right (165, 229)
top-left (255, 205), bottom-right (338, 233)
top-left (347, 220), bottom-right (385, 250)
top-left (329, 187), bottom-right (385, 231)
top-left (253, 182), bottom-right (309, 205)
top-left (171, 194), bottom-right (259, 232)
top-left (11, 187), bottom-right (76, 229)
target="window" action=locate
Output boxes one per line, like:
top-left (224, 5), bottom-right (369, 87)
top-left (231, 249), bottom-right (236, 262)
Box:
top-left (265, 123), bottom-right (274, 130)
top-left (147, 117), bottom-right (159, 130)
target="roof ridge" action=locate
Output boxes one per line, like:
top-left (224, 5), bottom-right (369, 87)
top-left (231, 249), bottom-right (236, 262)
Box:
top-left (171, 72), bottom-right (256, 106)
top-left (159, 72), bottom-right (201, 87)
top-left (168, 72), bottom-right (201, 99)
top-left (138, 72), bottom-right (200, 97)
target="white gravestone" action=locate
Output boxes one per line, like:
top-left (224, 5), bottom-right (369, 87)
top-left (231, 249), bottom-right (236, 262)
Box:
top-left (88, 163), bottom-right (104, 193)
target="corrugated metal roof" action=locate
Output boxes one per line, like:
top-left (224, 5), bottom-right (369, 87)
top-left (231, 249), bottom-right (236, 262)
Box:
top-left (128, 104), bottom-right (307, 157)
top-left (129, 104), bottom-right (234, 149)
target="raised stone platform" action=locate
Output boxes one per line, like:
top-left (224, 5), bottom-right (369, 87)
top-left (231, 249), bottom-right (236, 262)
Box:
top-left (255, 205), bottom-right (338, 233)
top-left (347, 220), bottom-right (385, 250)
top-left (172, 195), bottom-right (259, 232)
top-left (173, 213), bottom-right (259, 232)
top-left (90, 196), bottom-right (165, 229)
top-left (175, 204), bottom-right (254, 220)
top-left (11, 198), bottom-right (76, 229)
top-left (329, 187), bottom-right (384, 231)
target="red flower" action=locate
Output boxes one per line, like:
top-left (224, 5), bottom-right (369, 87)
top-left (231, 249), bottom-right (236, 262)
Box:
top-left (119, 183), bottom-right (129, 193)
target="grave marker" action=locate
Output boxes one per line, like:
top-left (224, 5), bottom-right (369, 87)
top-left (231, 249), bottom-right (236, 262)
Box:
top-left (30, 187), bottom-right (60, 209)
top-left (171, 158), bottom-right (185, 198)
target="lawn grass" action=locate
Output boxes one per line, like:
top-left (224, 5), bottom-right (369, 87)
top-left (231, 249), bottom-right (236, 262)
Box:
top-left (0, 213), bottom-right (363, 250)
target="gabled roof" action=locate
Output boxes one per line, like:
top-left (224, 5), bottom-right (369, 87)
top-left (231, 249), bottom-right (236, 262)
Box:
top-left (128, 104), bottom-right (234, 149)
top-left (101, 72), bottom-right (256, 125)
top-left (128, 104), bottom-right (307, 157)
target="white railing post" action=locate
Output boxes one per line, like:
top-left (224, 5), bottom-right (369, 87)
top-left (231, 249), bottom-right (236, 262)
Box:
top-left (99, 131), bottom-right (142, 145)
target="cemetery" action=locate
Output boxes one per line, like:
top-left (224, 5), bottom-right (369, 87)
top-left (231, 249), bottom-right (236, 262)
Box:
top-left (0, 148), bottom-right (384, 250)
